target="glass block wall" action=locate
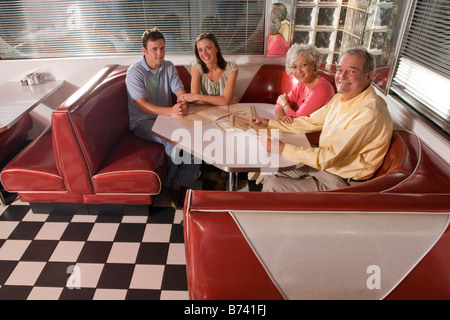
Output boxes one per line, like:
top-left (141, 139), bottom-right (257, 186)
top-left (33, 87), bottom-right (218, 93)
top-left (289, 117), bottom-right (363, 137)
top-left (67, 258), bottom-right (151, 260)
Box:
top-left (293, 0), bottom-right (399, 65)
top-left (363, 0), bottom-right (399, 67)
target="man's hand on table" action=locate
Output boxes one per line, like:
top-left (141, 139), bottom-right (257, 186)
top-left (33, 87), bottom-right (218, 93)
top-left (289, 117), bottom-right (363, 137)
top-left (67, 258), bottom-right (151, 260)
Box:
top-left (251, 117), bottom-right (269, 127)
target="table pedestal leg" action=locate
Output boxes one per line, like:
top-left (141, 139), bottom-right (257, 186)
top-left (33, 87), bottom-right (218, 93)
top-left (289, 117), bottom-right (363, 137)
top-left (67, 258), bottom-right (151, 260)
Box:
top-left (0, 192), bottom-right (5, 206)
top-left (228, 172), bottom-right (238, 191)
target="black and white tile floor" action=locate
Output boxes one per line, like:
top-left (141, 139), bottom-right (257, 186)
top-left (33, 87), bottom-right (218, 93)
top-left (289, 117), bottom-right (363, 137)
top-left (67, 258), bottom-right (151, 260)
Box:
top-left (0, 193), bottom-right (188, 300)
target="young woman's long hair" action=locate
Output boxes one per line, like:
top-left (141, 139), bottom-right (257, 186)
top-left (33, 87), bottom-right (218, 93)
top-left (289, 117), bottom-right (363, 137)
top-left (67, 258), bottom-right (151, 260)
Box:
top-left (194, 33), bottom-right (227, 73)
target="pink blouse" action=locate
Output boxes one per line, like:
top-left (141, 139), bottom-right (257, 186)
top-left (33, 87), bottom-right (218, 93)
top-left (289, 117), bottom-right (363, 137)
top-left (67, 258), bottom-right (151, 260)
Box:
top-left (275, 77), bottom-right (335, 117)
top-left (268, 34), bottom-right (289, 57)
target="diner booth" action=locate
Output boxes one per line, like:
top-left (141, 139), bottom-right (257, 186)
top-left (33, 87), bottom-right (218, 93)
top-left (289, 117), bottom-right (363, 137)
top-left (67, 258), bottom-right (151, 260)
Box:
top-left (0, 0), bottom-right (448, 301)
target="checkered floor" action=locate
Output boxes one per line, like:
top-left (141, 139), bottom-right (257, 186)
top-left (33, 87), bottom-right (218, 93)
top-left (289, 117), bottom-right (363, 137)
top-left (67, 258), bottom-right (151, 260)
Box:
top-left (0, 193), bottom-right (188, 300)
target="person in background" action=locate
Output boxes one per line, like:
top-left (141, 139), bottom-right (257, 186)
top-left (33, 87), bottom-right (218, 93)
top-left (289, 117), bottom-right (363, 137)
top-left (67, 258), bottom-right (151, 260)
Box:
top-left (268, 17), bottom-right (289, 57)
top-left (179, 33), bottom-right (239, 106)
top-left (252, 47), bottom-right (393, 192)
top-left (126, 27), bottom-right (200, 209)
top-left (271, 2), bottom-right (289, 43)
top-left (275, 43), bottom-right (335, 124)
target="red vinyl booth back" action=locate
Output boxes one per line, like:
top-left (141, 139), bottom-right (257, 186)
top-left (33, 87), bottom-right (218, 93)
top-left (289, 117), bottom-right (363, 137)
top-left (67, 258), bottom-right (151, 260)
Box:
top-left (240, 64), bottom-right (337, 104)
top-left (1, 65), bottom-right (167, 208)
top-left (51, 70), bottom-right (129, 194)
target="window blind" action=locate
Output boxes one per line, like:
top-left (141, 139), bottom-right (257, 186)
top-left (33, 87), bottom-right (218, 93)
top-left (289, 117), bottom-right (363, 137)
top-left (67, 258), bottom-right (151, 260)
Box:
top-left (391, 0), bottom-right (450, 134)
top-left (0, 0), bottom-right (265, 59)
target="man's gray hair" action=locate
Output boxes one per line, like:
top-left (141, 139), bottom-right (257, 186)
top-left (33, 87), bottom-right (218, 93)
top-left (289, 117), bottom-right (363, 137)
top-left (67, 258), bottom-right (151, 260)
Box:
top-left (285, 43), bottom-right (323, 74)
top-left (341, 47), bottom-right (376, 73)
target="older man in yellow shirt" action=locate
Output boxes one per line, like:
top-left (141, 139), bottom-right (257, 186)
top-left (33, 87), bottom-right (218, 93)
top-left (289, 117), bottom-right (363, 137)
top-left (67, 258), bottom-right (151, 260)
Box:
top-left (252, 47), bottom-right (393, 192)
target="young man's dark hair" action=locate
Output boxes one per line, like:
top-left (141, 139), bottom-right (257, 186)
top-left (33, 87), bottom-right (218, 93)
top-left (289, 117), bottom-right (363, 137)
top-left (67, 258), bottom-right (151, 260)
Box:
top-left (142, 27), bottom-right (165, 48)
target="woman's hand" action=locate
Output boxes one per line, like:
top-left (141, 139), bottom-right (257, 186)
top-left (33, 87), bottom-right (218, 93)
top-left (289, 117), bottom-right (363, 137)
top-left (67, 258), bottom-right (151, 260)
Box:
top-left (276, 93), bottom-right (288, 106)
top-left (178, 93), bottom-right (199, 103)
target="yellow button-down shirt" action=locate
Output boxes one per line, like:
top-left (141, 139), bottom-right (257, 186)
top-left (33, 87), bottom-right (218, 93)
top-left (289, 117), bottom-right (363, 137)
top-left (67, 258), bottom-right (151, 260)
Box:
top-left (268, 85), bottom-right (393, 180)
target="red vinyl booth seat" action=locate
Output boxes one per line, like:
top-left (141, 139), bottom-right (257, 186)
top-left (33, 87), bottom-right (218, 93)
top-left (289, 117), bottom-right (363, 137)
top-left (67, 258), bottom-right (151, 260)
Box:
top-left (184, 191), bottom-right (450, 300)
top-left (183, 128), bottom-right (450, 300)
top-left (1, 65), bottom-right (167, 212)
top-left (0, 126), bottom-right (65, 193)
top-left (329, 130), bottom-right (419, 193)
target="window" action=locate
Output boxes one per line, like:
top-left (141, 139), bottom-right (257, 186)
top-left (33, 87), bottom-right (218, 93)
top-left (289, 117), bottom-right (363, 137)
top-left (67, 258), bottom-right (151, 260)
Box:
top-left (291, 0), bottom-right (400, 92)
top-left (0, 0), bottom-right (265, 59)
top-left (390, 0), bottom-right (450, 134)
top-left (293, 0), bottom-right (399, 67)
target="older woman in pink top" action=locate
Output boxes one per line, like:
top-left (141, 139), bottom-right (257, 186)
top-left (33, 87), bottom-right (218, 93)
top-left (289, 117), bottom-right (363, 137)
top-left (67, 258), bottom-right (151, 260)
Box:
top-left (275, 44), bottom-right (335, 124)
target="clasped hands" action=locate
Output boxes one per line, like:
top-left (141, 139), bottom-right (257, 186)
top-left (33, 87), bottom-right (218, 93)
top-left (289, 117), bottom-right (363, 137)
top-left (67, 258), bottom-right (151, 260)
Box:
top-left (172, 93), bottom-right (212, 117)
top-left (171, 98), bottom-right (188, 118)
top-left (171, 94), bottom-right (201, 118)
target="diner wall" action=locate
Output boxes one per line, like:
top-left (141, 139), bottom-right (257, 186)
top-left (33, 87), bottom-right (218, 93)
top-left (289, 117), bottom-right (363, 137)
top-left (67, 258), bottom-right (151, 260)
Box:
top-left (0, 55), bottom-right (448, 164)
top-left (0, 55), bottom-right (281, 139)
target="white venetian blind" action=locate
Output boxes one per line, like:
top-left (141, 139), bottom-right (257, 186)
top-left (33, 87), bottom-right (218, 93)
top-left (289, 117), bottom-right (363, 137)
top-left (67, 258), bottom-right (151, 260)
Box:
top-left (391, 0), bottom-right (450, 134)
top-left (0, 0), bottom-right (265, 59)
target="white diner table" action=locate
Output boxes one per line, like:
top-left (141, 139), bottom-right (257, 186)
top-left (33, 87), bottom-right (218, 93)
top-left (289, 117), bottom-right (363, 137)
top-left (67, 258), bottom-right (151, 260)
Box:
top-left (0, 80), bottom-right (64, 132)
top-left (152, 103), bottom-right (310, 190)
